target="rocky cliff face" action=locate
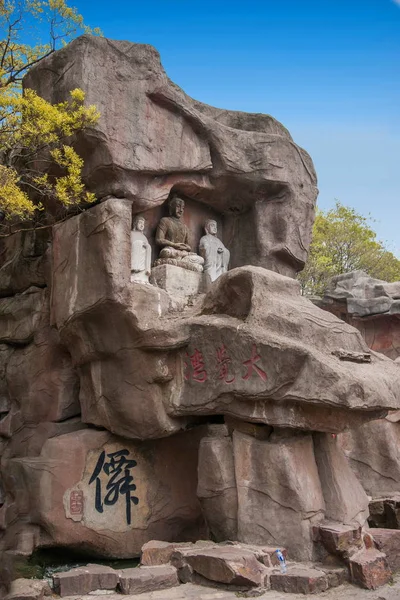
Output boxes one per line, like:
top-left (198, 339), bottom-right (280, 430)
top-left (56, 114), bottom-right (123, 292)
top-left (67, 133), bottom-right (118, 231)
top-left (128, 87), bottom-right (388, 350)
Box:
top-left (317, 271), bottom-right (400, 504)
top-left (1, 37), bottom-right (400, 574)
top-left (24, 34), bottom-right (318, 279)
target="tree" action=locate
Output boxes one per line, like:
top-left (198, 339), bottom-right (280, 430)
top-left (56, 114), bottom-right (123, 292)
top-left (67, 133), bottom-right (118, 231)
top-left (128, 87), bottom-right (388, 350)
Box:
top-left (299, 201), bottom-right (400, 295)
top-left (0, 0), bottom-right (101, 223)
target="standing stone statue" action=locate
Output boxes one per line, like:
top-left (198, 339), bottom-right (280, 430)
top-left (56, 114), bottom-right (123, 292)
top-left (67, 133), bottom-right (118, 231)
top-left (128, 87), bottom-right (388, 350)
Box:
top-left (155, 196), bottom-right (204, 272)
top-left (131, 215), bottom-right (152, 283)
top-left (199, 219), bottom-right (230, 282)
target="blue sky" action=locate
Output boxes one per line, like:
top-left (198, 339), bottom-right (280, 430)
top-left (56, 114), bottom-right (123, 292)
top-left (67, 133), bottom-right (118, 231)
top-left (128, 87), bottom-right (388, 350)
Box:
top-left (72, 0), bottom-right (400, 255)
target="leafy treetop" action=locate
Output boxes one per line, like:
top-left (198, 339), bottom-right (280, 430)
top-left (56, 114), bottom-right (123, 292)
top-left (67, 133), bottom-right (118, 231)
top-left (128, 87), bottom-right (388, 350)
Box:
top-left (0, 1), bottom-right (101, 224)
top-left (299, 201), bottom-right (400, 296)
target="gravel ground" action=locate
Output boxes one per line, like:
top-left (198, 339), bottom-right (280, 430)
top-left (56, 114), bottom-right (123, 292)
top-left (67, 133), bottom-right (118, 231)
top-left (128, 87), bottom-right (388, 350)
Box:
top-left (60, 574), bottom-right (400, 600)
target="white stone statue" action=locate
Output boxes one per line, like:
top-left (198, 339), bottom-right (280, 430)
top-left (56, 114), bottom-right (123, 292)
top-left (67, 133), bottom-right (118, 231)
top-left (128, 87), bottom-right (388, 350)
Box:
top-left (199, 219), bottom-right (230, 282)
top-left (131, 215), bottom-right (152, 283)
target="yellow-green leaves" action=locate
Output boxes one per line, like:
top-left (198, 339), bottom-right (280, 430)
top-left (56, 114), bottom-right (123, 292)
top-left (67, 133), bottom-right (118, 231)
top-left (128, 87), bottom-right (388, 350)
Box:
top-left (0, 1), bottom-right (101, 222)
top-left (0, 87), bottom-right (99, 218)
top-left (0, 166), bottom-right (39, 218)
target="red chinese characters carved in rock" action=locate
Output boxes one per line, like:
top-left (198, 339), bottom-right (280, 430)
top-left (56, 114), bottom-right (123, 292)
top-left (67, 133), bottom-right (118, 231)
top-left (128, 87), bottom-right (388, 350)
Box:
top-left (242, 344), bottom-right (267, 382)
top-left (216, 344), bottom-right (235, 383)
top-left (184, 348), bottom-right (208, 383)
top-left (69, 490), bottom-right (84, 515)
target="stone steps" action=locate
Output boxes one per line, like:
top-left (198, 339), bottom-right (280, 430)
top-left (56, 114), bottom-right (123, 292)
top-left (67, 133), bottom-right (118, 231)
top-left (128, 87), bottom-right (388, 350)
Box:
top-left (6, 534), bottom-right (396, 599)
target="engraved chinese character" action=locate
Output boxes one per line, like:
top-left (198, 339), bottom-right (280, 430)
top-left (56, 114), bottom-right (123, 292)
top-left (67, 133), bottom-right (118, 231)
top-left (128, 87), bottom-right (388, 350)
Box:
top-left (184, 348), bottom-right (207, 382)
top-left (89, 449), bottom-right (139, 525)
top-left (216, 344), bottom-right (235, 383)
top-left (242, 344), bottom-right (267, 382)
top-left (69, 490), bottom-right (84, 516)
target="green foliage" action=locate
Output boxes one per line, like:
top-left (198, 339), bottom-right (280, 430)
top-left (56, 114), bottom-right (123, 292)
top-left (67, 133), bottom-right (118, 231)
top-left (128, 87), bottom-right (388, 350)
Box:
top-left (0, 0), bottom-right (101, 222)
top-left (299, 201), bottom-right (400, 295)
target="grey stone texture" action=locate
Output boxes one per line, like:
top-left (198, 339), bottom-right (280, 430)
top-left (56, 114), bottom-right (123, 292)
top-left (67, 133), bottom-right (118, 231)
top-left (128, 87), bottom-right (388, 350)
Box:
top-left (233, 431), bottom-right (325, 561)
top-left (323, 270), bottom-right (400, 318)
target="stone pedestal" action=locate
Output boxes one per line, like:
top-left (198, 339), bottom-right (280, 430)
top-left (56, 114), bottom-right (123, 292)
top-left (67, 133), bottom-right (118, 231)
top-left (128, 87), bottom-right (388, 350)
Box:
top-left (150, 264), bottom-right (206, 298)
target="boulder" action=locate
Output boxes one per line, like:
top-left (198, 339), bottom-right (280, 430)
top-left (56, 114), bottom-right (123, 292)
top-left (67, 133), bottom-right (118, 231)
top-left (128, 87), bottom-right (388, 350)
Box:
top-left (172, 546), bottom-right (266, 587)
top-left (53, 564), bottom-right (119, 596)
top-left (323, 271), bottom-right (400, 318)
top-left (4, 428), bottom-right (206, 557)
top-left (0, 229), bottom-right (50, 298)
top-left (349, 549), bottom-right (392, 589)
top-left (0, 288), bottom-right (46, 345)
top-left (171, 267), bottom-right (400, 433)
top-left (313, 433), bottom-right (369, 526)
top-left (119, 565), bottom-right (179, 595)
top-left (270, 566), bottom-right (329, 594)
top-left (197, 435), bottom-right (238, 541)
top-left (141, 540), bottom-right (192, 567)
top-left (341, 419), bottom-right (400, 497)
top-left (319, 271), bottom-right (400, 360)
top-left (371, 529), bottom-right (400, 572)
top-left (6, 578), bottom-right (51, 600)
top-left (233, 431), bottom-right (325, 560)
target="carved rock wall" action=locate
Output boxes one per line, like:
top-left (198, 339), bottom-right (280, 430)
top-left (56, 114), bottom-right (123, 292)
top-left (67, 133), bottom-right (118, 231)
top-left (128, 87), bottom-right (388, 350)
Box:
top-left (2, 39), bottom-right (400, 574)
top-left (24, 35), bottom-right (318, 279)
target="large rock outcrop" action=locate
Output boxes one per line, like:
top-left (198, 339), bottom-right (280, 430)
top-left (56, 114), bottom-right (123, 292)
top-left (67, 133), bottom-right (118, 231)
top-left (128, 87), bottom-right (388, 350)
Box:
top-left (317, 271), bottom-right (400, 502)
top-left (24, 35), bottom-right (318, 279)
top-left (318, 270), bottom-right (400, 360)
top-left (2, 36), bottom-right (400, 572)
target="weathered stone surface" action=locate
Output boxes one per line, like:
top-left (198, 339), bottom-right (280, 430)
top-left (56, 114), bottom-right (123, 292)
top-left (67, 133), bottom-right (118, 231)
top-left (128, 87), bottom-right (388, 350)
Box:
top-left (51, 198), bottom-right (185, 440)
top-left (225, 417), bottom-right (272, 441)
top-left (371, 529), bottom-right (400, 572)
top-left (319, 271), bottom-right (400, 360)
top-left (141, 541), bottom-right (192, 567)
top-left (313, 433), bottom-right (369, 526)
top-left (233, 431), bottom-right (325, 560)
top-left (5, 428), bottom-right (206, 557)
top-left (173, 546), bottom-right (266, 587)
top-left (47, 199), bottom-right (400, 439)
top-left (150, 264), bottom-right (206, 299)
top-left (172, 268), bottom-right (400, 433)
top-left (0, 344), bottom-right (12, 414)
top-left (316, 522), bottom-right (363, 557)
top-left (6, 325), bottom-right (79, 425)
top-left (341, 419), bottom-right (400, 498)
top-left (119, 565), bottom-right (179, 595)
top-left (0, 288), bottom-right (46, 344)
top-left (5, 578), bottom-right (51, 600)
top-left (25, 35), bottom-right (318, 279)
top-left (317, 565), bottom-right (348, 588)
top-left (368, 497), bottom-right (400, 529)
top-left (270, 566), bottom-right (329, 594)
top-left (197, 436), bottom-right (238, 541)
top-left (349, 549), bottom-right (392, 589)
top-left (53, 564), bottom-right (119, 596)
top-left (0, 229), bottom-right (50, 298)
top-left (323, 271), bottom-right (400, 318)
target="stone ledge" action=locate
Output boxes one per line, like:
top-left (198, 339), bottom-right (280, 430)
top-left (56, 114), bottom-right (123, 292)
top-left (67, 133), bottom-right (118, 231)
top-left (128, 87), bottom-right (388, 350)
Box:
top-left (150, 264), bottom-right (206, 298)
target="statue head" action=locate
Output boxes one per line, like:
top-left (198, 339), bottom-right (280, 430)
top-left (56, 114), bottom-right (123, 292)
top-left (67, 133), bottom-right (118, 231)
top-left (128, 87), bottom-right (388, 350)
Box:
top-left (133, 215), bottom-right (145, 232)
top-left (205, 219), bottom-right (218, 236)
top-left (169, 196), bottom-right (185, 219)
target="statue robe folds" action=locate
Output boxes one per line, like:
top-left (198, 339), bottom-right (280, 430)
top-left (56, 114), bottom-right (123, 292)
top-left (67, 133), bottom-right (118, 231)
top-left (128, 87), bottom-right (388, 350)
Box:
top-left (131, 231), bottom-right (152, 283)
top-left (199, 234), bottom-right (230, 282)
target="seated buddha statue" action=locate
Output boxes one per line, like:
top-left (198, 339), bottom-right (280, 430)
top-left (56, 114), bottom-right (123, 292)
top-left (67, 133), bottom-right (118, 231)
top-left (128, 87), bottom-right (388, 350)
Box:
top-left (154, 196), bottom-right (204, 273)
